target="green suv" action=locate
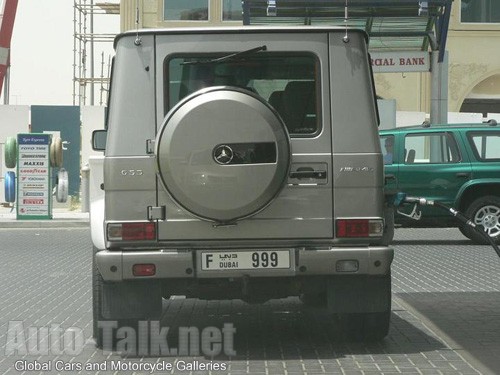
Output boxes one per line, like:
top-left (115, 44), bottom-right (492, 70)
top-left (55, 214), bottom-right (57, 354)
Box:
top-left (380, 122), bottom-right (500, 244)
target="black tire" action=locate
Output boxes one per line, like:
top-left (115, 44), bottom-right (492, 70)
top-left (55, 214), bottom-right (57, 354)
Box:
top-left (92, 247), bottom-right (108, 348)
top-left (463, 196), bottom-right (500, 244)
top-left (92, 248), bottom-right (139, 350)
top-left (382, 206), bottom-right (395, 245)
top-left (300, 292), bottom-right (327, 307)
top-left (343, 272), bottom-right (390, 341)
top-left (92, 248), bottom-right (162, 351)
top-left (458, 225), bottom-right (469, 239)
top-left (362, 310), bottom-right (391, 341)
top-left (325, 273), bottom-right (391, 341)
top-left (336, 310), bottom-right (391, 342)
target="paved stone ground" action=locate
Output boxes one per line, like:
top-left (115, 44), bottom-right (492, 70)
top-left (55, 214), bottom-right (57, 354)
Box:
top-left (0, 227), bottom-right (497, 374)
top-left (392, 228), bottom-right (500, 375)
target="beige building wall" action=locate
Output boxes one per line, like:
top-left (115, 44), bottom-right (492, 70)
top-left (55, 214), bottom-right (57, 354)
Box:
top-left (120, 1), bottom-right (500, 115)
top-left (120, 0), bottom-right (241, 31)
top-left (375, 2), bottom-right (500, 114)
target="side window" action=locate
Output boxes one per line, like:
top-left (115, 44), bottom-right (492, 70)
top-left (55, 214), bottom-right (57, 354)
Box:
top-left (165, 53), bottom-right (320, 136)
top-left (468, 132), bottom-right (500, 160)
top-left (380, 136), bottom-right (394, 165)
top-left (404, 132), bottom-right (460, 164)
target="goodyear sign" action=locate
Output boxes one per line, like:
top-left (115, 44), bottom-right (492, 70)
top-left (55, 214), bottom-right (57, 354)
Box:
top-left (17, 134), bottom-right (52, 220)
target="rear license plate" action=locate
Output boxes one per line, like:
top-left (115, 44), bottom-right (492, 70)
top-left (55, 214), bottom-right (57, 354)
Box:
top-left (201, 250), bottom-right (291, 271)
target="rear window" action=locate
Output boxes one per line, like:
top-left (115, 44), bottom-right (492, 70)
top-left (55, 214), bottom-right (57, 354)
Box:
top-left (165, 52), bottom-right (320, 136)
top-left (468, 131), bottom-right (500, 161)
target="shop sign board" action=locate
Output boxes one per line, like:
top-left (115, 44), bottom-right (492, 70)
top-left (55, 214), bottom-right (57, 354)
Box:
top-left (370, 51), bottom-right (430, 73)
top-left (16, 133), bottom-right (52, 220)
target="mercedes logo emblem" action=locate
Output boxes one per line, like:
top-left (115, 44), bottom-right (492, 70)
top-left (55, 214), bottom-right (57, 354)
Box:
top-left (213, 145), bottom-right (234, 165)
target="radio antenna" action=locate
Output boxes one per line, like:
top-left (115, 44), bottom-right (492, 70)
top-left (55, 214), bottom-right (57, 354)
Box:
top-left (343, 0), bottom-right (350, 43)
top-left (134, 0), bottom-right (142, 46)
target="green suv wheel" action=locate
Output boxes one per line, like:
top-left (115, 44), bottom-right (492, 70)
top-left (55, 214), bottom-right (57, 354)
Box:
top-left (462, 196), bottom-right (500, 244)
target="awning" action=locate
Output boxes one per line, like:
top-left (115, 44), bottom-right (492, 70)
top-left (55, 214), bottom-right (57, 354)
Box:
top-left (242, 0), bottom-right (453, 62)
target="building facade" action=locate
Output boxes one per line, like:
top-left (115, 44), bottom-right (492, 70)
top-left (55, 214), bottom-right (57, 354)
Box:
top-left (120, 0), bottom-right (500, 118)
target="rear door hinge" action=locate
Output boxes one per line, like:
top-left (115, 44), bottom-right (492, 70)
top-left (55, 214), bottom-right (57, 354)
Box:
top-left (146, 139), bottom-right (156, 154)
top-left (147, 206), bottom-right (166, 221)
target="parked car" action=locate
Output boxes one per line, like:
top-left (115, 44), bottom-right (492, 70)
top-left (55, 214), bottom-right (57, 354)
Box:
top-left (91, 26), bottom-right (394, 348)
top-left (380, 122), bottom-right (500, 244)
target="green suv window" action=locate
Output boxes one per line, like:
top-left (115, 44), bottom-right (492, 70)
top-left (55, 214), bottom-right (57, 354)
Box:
top-left (404, 132), bottom-right (461, 164)
top-left (469, 132), bottom-right (500, 160)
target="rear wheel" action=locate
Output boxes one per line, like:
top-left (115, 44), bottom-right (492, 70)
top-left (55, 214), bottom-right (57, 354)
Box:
top-left (336, 310), bottom-right (391, 341)
top-left (462, 196), bottom-right (500, 244)
top-left (323, 273), bottom-right (391, 341)
top-left (92, 248), bottom-right (162, 351)
top-left (92, 248), bottom-right (107, 348)
top-left (300, 292), bottom-right (327, 307)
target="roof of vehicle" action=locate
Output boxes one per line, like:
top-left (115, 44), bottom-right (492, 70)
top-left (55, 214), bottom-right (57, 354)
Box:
top-left (379, 121), bottom-right (500, 135)
top-left (115, 26), bottom-right (369, 47)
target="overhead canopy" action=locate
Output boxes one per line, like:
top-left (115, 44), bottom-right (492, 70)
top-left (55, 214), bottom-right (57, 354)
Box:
top-left (242, 0), bottom-right (453, 61)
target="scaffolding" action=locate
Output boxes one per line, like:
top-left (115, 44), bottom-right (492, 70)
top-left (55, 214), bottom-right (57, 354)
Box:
top-left (73, 1), bottom-right (119, 106)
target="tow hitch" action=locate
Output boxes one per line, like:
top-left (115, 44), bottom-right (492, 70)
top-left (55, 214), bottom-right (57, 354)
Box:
top-left (391, 192), bottom-right (500, 258)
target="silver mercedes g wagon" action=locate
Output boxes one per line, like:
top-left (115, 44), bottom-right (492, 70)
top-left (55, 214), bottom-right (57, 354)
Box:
top-left (91, 26), bottom-right (393, 347)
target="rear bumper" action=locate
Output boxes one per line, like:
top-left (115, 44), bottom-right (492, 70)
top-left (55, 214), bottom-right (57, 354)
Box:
top-left (96, 246), bottom-right (393, 281)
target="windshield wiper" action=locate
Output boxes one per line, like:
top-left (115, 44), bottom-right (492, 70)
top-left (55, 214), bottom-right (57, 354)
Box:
top-left (181, 45), bottom-right (267, 65)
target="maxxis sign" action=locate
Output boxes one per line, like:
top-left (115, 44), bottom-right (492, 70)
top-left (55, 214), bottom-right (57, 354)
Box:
top-left (17, 134), bottom-right (52, 220)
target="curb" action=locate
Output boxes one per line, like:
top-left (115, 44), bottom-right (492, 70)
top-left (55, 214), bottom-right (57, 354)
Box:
top-left (0, 219), bottom-right (89, 229)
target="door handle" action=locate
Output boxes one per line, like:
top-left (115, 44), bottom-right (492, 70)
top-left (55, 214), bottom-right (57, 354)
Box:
top-left (290, 171), bottom-right (327, 179)
top-left (456, 172), bottom-right (470, 178)
top-left (385, 174), bottom-right (396, 183)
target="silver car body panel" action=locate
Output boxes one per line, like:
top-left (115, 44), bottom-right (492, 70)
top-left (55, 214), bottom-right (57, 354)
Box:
top-left (99, 27), bottom-right (391, 280)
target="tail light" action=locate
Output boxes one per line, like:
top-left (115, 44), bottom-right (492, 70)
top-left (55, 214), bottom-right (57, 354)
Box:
top-left (107, 222), bottom-right (156, 241)
top-left (133, 264), bottom-right (156, 276)
top-left (336, 219), bottom-right (384, 238)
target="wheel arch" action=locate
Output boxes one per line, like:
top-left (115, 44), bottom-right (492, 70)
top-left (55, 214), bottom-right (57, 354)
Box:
top-left (457, 182), bottom-right (500, 211)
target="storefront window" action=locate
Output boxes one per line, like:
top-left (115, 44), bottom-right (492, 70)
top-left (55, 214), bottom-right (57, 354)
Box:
top-left (164, 0), bottom-right (208, 21)
top-left (223, 0), bottom-right (243, 21)
top-left (461, 0), bottom-right (500, 23)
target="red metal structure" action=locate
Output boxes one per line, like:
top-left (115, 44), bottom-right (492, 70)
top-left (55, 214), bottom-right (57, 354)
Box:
top-left (0, 0), bottom-right (19, 100)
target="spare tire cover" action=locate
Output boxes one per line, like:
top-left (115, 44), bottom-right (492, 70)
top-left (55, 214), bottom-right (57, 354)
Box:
top-left (156, 86), bottom-right (290, 222)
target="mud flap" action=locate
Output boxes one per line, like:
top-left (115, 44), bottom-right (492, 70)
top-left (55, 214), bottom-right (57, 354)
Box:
top-left (326, 274), bottom-right (391, 314)
top-left (101, 280), bottom-right (163, 320)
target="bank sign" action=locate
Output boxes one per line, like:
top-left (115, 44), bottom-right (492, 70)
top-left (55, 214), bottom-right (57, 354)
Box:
top-left (17, 134), bottom-right (52, 220)
top-left (370, 51), bottom-right (430, 73)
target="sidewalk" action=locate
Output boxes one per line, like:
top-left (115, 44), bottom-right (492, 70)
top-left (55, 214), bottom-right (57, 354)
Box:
top-left (0, 205), bottom-right (89, 228)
